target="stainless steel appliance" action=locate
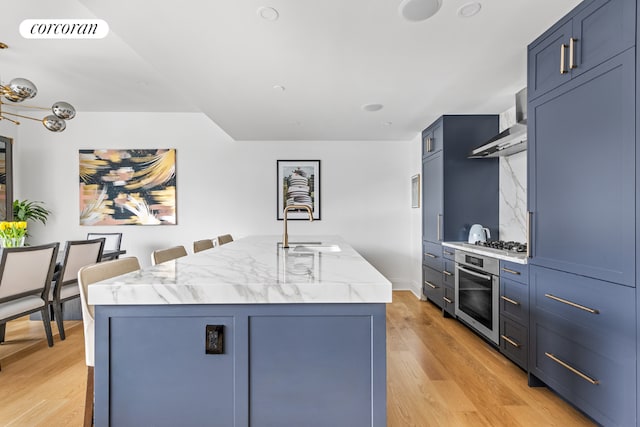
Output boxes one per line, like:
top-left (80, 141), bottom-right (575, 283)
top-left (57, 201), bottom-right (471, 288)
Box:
top-left (454, 249), bottom-right (500, 344)
top-left (467, 224), bottom-right (490, 244)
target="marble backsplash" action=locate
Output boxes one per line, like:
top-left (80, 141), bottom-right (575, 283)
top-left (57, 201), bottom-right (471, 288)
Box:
top-left (498, 107), bottom-right (527, 243)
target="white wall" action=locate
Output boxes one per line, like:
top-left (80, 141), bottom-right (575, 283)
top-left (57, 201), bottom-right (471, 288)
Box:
top-left (6, 112), bottom-right (417, 287)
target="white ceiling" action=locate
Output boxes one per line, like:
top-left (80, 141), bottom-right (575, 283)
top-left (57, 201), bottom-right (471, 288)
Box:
top-left (2, 0), bottom-right (582, 141)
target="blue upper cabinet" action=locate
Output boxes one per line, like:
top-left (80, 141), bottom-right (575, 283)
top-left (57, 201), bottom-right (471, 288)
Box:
top-left (528, 0), bottom-right (635, 101)
top-left (528, 48), bottom-right (635, 287)
top-left (421, 115), bottom-right (499, 245)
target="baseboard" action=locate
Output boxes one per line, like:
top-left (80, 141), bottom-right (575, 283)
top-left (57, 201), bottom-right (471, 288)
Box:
top-left (390, 279), bottom-right (422, 300)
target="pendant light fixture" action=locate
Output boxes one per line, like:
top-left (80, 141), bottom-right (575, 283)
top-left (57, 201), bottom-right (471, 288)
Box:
top-left (0, 43), bottom-right (76, 132)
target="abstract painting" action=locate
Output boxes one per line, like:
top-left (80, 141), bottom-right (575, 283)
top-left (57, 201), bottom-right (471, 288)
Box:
top-left (79, 149), bottom-right (176, 225)
top-left (277, 160), bottom-right (320, 220)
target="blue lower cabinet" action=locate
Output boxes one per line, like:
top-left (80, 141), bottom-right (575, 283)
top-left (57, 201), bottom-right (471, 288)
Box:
top-left (95, 304), bottom-right (387, 427)
top-left (442, 285), bottom-right (455, 317)
top-left (423, 265), bottom-right (443, 308)
top-left (500, 277), bottom-right (528, 326)
top-left (500, 318), bottom-right (527, 370)
top-left (530, 266), bottom-right (636, 426)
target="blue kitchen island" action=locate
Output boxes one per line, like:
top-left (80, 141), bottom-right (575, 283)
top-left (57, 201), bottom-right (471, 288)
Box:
top-left (89, 236), bottom-right (391, 427)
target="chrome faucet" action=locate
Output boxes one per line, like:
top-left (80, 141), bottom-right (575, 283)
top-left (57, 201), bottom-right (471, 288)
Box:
top-left (282, 204), bottom-right (313, 248)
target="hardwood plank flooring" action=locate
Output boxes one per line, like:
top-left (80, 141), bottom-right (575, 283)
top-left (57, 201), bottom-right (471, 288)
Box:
top-left (0, 292), bottom-right (595, 426)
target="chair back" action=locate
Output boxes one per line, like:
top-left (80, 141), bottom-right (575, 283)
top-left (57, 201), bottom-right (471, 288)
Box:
top-left (217, 234), bottom-right (234, 245)
top-left (152, 245), bottom-right (187, 265)
top-left (57, 239), bottom-right (106, 290)
top-left (0, 243), bottom-right (59, 302)
top-left (193, 239), bottom-right (214, 253)
top-left (78, 256), bottom-right (140, 366)
top-left (86, 232), bottom-right (122, 252)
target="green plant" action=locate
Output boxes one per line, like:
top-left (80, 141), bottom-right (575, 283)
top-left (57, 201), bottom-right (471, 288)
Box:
top-left (13, 199), bottom-right (51, 225)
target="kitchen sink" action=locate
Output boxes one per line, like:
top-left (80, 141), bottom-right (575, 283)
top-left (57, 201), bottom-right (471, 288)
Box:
top-left (286, 242), bottom-right (342, 253)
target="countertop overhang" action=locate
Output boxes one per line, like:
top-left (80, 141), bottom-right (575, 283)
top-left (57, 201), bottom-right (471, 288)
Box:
top-left (88, 235), bottom-right (392, 305)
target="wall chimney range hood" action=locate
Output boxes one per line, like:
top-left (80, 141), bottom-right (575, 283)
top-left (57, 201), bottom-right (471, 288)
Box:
top-left (469, 88), bottom-right (527, 159)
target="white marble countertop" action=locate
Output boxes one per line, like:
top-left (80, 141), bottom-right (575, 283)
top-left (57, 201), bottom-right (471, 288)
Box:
top-left (88, 235), bottom-right (392, 305)
top-left (442, 241), bottom-right (528, 264)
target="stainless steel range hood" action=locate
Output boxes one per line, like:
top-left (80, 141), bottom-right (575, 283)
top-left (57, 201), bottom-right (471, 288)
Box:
top-left (469, 88), bottom-right (527, 159)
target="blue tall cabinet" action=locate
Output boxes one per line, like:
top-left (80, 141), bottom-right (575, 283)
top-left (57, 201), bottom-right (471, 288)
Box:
top-left (421, 115), bottom-right (499, 312)
top-left (527, 0), bottom-right (637, 425)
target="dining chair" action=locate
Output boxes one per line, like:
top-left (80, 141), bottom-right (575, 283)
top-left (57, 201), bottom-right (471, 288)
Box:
top-left (78, 256), bottom-right (140, 427)
top-left (87, 232), bottom-right (122, 259)
top-left (51, 238), bottom-right (105, 341)
top-left (217, 234), bottom-right (234, 246)
top-left (0, 242), bottom-right (60, 368)
top-left (193, 239), bottom-right (215, 253)
top-left (151, 245), bottom-right (187, 265)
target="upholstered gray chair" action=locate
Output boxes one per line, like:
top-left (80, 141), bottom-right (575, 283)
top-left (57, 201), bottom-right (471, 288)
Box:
top-left (193, 239), bottom-right (215, 253)
top-left (217, 234), bottom-right (234, 246)
top-left (0, 242), bottom-right (60, 362)
top-left (51, 238), bottom-right (105, 340)
top-left (151, 245), bottom-right (187, 265)
top-left (78, 256), bottom-right (140, 427)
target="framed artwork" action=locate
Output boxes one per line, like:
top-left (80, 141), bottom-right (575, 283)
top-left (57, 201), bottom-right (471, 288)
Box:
top-left (277, 160), bottom-right (320, 220)
top-left (79, 149), bottom-right (177, 225)
top-left (411, 174), bottom-right (420, 208)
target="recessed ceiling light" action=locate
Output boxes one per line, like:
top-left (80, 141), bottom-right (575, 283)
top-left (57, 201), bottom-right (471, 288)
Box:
top-left (384, 121), bottom-right (393, 126)
top-left (257, 6), bottom-right (279, 21)
top-left (362, 103), bottom-right (384, 112)
top-left (399, 0), bottom-right (442, 22)
top-left (458, 2), bottom-right (482, 18)
top-left (273, 85), bottom-right (285, 91)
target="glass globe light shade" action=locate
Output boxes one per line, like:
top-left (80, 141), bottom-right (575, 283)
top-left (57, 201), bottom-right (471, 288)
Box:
top-left (42, 115), bottom-right (66, 132)
top-left (52, 101), bottom-right (76, 120)
top-left (8, 78), bottom-right (37, 99)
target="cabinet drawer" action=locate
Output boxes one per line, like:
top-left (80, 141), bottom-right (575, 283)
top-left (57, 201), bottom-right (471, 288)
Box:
top-left (442, 259), bottom-right (455, 288)
top-left (499, 260), bottom-right (528, 284)
top-left (531, 266), bottom-right (635, 346)
top-left (442, 285), bottom-right (455, 318)
top-left (531, 321), bottom-right (635, 427)
top-left (442, 247), bottom-right (455, 261)
top-left (422, 241), bottom-right (443, 271)
top-left (499, 278), bottom-right (528, 326)
top-left (499, 318), bottom-right (527, 370)
top-left (422, 265), bottom-right (443, 308)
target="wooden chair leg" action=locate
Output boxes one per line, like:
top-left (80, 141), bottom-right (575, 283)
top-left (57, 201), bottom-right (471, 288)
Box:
top-left (0, 322), bottom-right (5, 343)
top-left (53, 301), bottom-right (66, 340)
top-left (84, 366), bottom-right (94, 427)
top-left (40, 307), bottom-right (54, 347)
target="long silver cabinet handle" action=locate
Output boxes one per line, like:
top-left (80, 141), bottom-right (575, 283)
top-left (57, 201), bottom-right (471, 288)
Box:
top-left (501, 335), bottom-right (521, 348)
top-left (500, 295), bottom-right (520, 306)
top-left (544, 293), bottom-right (599, 314)
top-left (424, 252), bottom-right (437, 259)
top-left (424, 281), bottom-right (438, 289)
top-left (569, 37), bottom-right (578, 69)
top-left (443, 296), bottom-right (453, 304)
top-left (545, 352), bottom-right (599, 385)
top-left (501, 267), bottom-right (521, 275)
top-left (457, 265), bottom-right (491, 281)
top-left (560, 44), bottom-right (568, 74)
top-left (443, 270), bottom-right (453, 277)
top-left (437, 214), bottom-right (442, 241)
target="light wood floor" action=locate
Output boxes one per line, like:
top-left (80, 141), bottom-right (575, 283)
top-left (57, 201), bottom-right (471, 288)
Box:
top-left (0, 292), bottom-right (594, 426)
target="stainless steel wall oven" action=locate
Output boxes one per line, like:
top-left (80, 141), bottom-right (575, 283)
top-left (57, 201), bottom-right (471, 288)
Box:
top-left (454, 249), bottom-right (499, 344)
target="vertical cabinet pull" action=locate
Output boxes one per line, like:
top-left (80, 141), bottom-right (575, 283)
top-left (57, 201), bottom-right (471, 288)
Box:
top-left (545, 353), bottom-right (599, 385)
top-left (437, 214), bottom-right (442, 241)
top-left (560, 44), bottom-right (568, 74)
top-left (527, 211), bottom-right (532, 258)
top-left (569, 38), bottom-right (578, 69)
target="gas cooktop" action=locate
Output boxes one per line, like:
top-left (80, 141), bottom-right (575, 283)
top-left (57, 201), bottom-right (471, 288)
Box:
top-left (473, 240), bottom-right (527, 253)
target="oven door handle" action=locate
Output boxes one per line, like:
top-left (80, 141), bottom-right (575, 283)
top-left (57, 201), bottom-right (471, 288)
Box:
top-left (457, 265), bottom-right (492, 281)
